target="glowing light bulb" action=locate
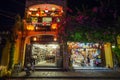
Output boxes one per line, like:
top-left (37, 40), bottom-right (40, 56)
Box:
top-left (45, 8), bottom-right (48, 13)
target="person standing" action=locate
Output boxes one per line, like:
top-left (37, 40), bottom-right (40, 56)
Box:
top-left (87, 54), bottom-right (90, 66)
top-left (24, 62), bottom-right (31, 76)
top-left (31, 57), bottom-right (35, 71)
top-left (31, 62), bottom-right (35, 72)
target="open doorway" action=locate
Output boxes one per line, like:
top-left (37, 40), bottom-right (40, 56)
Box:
top-left (31, 43), bottom-right (60, 67)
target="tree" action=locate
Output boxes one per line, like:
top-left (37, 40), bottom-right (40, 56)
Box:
top-left (60, 0), bottom-right (120, 43)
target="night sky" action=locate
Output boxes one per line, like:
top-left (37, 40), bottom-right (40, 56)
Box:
top-left (0, 0), bottom-right (25, 25)
top-left (0, 0), bottom-right (120, 26)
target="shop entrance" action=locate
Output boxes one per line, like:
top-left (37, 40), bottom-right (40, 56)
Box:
top-left (31, 43), bottom-right (60, 67)
top-left (68, 42), bottom-right (104, 69)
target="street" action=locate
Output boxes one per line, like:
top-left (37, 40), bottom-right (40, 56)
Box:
top-left (3, 69), bottom-right (120, 80)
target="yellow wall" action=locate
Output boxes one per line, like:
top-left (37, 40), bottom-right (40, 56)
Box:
top-left (13, 38), bottom-right (20, 64)
top-left (21, 37), bottom-right (30, 67)
top-left (1, 40), bottom-right (10, 66)
top-left (117, 35), bottom-right (120, 48)
top-left (104, 42), bottom-right (113, 68)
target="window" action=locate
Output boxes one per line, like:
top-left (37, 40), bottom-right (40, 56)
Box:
top-left (42, 17), bottom-right (52, 23)
top-left (31, 17), bottom-right (38, 23)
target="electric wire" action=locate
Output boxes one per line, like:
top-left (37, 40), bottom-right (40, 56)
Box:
top-left (0, 13), bottom-right (15, 19)
top-left (0, 9), bottom-right (17, 16)
top-left (11, 0), bottom-right (25, 6)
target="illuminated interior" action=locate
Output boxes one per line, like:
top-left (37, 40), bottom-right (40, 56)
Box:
top-left (68, 42), bottom-right (103, 68)
top-left (31, 44), bottom-right (60, 66)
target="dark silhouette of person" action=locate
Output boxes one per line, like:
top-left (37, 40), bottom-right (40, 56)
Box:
top-left (87, 54), bottom-right (90, 66)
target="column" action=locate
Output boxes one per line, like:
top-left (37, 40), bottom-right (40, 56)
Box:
top-left (104, 42), bottom-right (113, 68)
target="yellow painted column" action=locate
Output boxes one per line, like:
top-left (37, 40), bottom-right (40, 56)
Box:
top-left (22, 37), bottom-right (31, 67)
top-left (104, 42), bottom-right (113, 68)
top-left (117, 35), bottom-right (120, 48)
top-left (22, 39), bottom-right (27, 67)
top-left (13, 38), bottom-right (20, 64)
top-left (1, 40), bottom-right (10, 66)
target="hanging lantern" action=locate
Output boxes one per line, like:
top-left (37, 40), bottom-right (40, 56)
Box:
top-left (52, 7), bottom-right (56, 11)
top-left (36, 13), bottom-right (39, 16)
top-left (54, 37), bottom-right (57, 41)
top-left (45, 8), bottom-right (48, 13)
top-left (33, 37), bottom-right (37, 41)
top-left (28, 11), bottom-right (32, 15)
top-left (27, 25), bottom-right (34, 30)
top-left (51, 23), bottom-right (57, 29)
top-left (42, 22), bottom-right (47, 26)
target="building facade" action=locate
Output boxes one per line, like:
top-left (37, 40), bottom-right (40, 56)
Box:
top-left (1, 0), bottom-right (118, 72)
top-left (15, 0), bottom-right (114, 70)
top-left (18, 0), bottom-right (67, 69)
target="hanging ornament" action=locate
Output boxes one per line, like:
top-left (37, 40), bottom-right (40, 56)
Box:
top-left (45, 7), bottom-right (48, 13)
top-left (42, 22), bottom-right (47, 26)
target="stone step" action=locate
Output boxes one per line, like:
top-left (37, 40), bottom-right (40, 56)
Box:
top-left (34, 66), bottom-right (63, 71)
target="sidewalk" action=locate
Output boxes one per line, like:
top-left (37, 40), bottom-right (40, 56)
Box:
top-left (10, 69), bottom-right (120, 78)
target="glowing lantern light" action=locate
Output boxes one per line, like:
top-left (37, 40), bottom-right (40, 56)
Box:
top-left (56, 18), bottom-right (60, 22)
top-left (29, 8), bottom-right (37, 11)
top-left (36, 13), bottom-right (39, 16)
top-left (29, 8), bottom-right (33, 11)
top-left (28, 11), bottom-right (31, 15)
top-left (61, 10), bottom-right (63, 13)
top-left (112, 44), bottom-right (115, 48)
top-left (104, 44), bottom-right (107, 47)
top-left (41, 11), bottom-right (44, 14)
top-left (52, 7), bottom-right (56, 11)
top-left (27, 25), bottom-right (34, 30)
top-left (51, 23), bottom-right (57, 29)
top-left (33, 37), bottom-right (37, 41)
top-left (35, 27), bottom-right (38, 30)
top-left (54, 37), bottom-right (57, 41)
top-left (51, 12), bottom-right (55, 16)
top-left (45, 8), bottom-right (48, 13)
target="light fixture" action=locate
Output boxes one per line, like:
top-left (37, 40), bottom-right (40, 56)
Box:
top-left (52, 7), bottom-right (56, 11)
top-left (45, 8), bottom-right (48, 13)
top-left (29, 8), bottom-right (37, 11)
top-left (54, 37), bottom-right (57, 41)
top-left (112, 44), bottom-right (115, 48)
top-left (27, 25), bottom-right (34, 30)
top-left (33, 37), bottom-right (37, 41)
top-left (51, 23), bottom-right (57, 29)
top-left (28, 11), bottom-right (31, 15)
top-left (112, 45), bottom-right (115, 48)
top-left (36, 13), bottom-right (39, 16)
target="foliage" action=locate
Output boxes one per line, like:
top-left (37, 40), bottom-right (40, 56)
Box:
top-left (112, 46), bottom-right (120, 66)
top-left (59, 0), bottom-right (120, 43)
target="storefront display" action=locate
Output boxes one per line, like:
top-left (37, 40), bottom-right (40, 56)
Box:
top-left (68, 42), bottom-right (102, 68)
top-left (31, 44), bottom-right (60, 66)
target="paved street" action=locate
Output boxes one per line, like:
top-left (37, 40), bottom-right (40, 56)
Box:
top-left (3, 69), bottom-right (120, 80)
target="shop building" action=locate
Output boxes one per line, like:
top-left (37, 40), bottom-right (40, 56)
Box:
top-left (15, 0), bottom-right (114, 70)
top-left (17, 0), bottom-right (67, 69)
top-left (1, 0), bottom-right (119, 71)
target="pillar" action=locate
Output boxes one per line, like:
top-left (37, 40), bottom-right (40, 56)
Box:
top-left (104, 42), bottom-right (113, 68)
top-left (13, 37), bottom-right (21, 64)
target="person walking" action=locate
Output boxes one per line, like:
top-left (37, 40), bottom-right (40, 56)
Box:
top-left (31, 57), bottom-right (35, 72)
top-left (24, 61), bottom-right (31, 76)
top-left (87, 54), bottom-right (90, 66)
